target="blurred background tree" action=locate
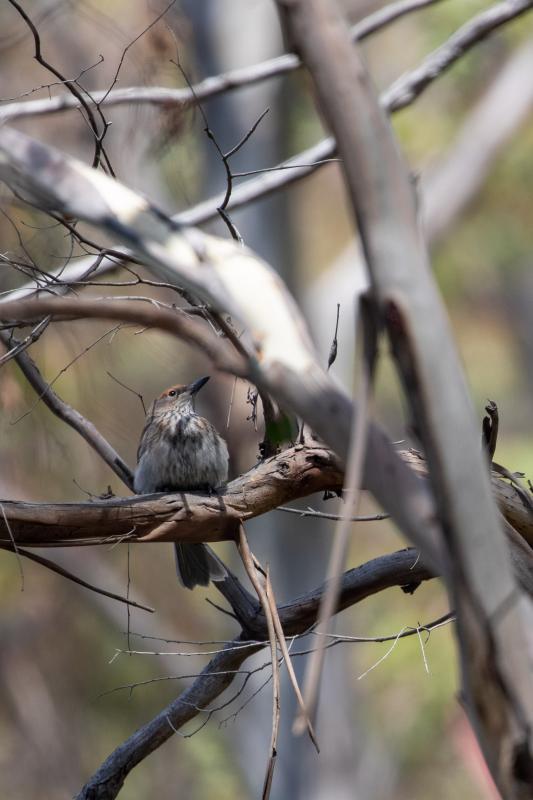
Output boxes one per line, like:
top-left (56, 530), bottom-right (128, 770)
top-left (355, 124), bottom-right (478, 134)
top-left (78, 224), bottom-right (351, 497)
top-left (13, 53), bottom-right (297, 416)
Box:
top-left (0, 1), bottom-right (532, 798)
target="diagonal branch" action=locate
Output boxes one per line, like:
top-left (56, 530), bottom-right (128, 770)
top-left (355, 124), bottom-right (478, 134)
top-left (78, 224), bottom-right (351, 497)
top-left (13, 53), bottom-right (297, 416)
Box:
top-left (0, 0), bottom-right (445, 125)
top-left (3, 2), bottom-right (532, 305)
top-left (0, 329), bottom-right (135, 490)
top-left (0, 442), bottom-right (532, 554)
top-left (295, 298), bottom-right (377, 731)
top-left (0, 128), bottom-right (444, 567)
top-left (276, 0), bottom-right (533, 794)
top-left (74, 547), bottom-right (437, 800)
top-left (0, 543), bottom-right (153, 613)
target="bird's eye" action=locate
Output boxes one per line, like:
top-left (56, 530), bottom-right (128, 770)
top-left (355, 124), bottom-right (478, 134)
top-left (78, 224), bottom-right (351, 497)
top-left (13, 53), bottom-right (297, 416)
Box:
top-left (168, 390), bottom-right (177, 397)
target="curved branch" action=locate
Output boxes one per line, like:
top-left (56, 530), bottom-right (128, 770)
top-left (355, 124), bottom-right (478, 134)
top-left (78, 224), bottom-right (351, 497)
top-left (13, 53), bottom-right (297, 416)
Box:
top-left (0, 0), bottom-right (443, 124)
top-left (0, 297), bottom-right (246, 375)
top-left (75, 547), bottom-right (436, 800)
top-left (3, 2), bottom-right (532, 304)
top-left (0, 444), bottom-right (531, 556)
top-left (278, 0), bottom-right (533, 794)
top-left (0, 444), bottom-right (343, 546)
top-left (0, 329), bottom-right (135, 490)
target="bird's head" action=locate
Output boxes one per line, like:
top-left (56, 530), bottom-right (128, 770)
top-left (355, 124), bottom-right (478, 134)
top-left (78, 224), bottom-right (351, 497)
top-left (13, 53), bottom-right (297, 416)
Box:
top-left (153, 376), bottom-right (210, 416)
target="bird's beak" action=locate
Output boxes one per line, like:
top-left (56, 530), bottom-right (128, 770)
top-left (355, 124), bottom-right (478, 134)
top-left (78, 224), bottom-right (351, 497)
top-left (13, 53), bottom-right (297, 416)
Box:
top-left (188, 376), bottom-right (210, 395)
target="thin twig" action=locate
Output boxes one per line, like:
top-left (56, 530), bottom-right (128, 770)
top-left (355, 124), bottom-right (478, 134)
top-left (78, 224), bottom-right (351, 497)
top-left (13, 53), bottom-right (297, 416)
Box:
top-left (294, 298), bottom-right (377, 734)
top-left (482, 399), bottom-right (499, 462)
top-left (99, 0), bottom-right (178, 106)
top-left (107, 371), bottom-right (146, 415)
top-left (0, 543), bottom-right (154, 611)
top-left (126, 545), bottom-right (132, 653)
top-left (0, 314), bottom-right (50, 367)
top-left (301, 302), bottom-right (341, 443)
top-left (276, 505), bottom-right (389, 522)
top-left (236, 525), bottom-right (280, 800)
top-left (1, 0), bottom-right (447, 125)
top-left (226, 376), bottom-right (238, 429)
top-left (357, 627), bottom-right (407, 680)
top-left (12, 323), bottom-right (123, 425)
top-left (265, 568), bottom-right (320, 752)
top-left (0, 330), bottom-right (134, 489)
top-left (416, 623), bottom-right (431, 675)
top-left (327, 303), bottom-right (340, 370)
top-left (0, 503), bottom-right (24, 590)
top-left (261, 565), bottom-right (280, 800)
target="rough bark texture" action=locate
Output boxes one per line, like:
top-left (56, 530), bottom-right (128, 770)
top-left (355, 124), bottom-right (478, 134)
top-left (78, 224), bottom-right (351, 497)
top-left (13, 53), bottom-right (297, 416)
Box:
top-left (75, 547), bottom-right (436, 800)
top-left (1, 445), bottom-right (531, 552)
top-left (275, 1), bottom-right (533, 796)
top-left (0, 445), bottom-right (341, 546)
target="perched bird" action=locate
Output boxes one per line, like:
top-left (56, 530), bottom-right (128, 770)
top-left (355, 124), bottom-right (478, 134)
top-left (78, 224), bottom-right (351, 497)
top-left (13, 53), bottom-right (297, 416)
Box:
top-left (134, 376), bottom-right (229, 589)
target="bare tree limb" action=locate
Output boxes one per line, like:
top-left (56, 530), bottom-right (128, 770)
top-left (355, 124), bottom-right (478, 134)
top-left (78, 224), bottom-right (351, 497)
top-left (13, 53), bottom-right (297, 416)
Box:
top-left (0, 128), bottom-right (444, 569)
top-left (0, 444), bottom-right (344, 547)
top-left (0, 0), bottom-right (445, 125)
top-left (276, 0), bottom-right (533, 795)
top-left (0, 543), bottom-right (154, 613)
top-left (383, 0), bottom-right (533, 111)
top-left (0, 329), bottom-right (135, 490)
top-left (0, 442), bottom-right (531, 585)
top-left (3, 1), bottom-right (531, 304)
top-left (74, 547), bottom-right (436, 800)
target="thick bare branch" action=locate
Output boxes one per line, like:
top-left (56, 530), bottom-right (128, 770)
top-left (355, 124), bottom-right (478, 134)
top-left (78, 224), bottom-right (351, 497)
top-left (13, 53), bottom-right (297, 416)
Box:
top-left (0, 0), bottom-right (444, 125)
top-left (0, 445), bottom-right (343, 547)
top-left (0, 443), bottom-right (531, 560)
top-left (277, 0), bottom-right (533, 794)
top-left (0, 131), bottom-right (444, 568)
top-left (75, 547), bottom-right (436, 800)
top-left (3, 1), bottom-right (532, 305)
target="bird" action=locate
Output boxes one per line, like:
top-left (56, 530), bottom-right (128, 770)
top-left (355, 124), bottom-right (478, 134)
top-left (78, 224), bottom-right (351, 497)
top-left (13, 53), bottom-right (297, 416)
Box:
top-left (134, 376), bottom-right (229, 589)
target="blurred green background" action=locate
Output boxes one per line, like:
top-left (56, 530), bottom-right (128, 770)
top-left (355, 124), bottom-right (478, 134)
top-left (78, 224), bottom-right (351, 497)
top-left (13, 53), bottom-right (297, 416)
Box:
top-left (1, 1), bottom-right (531, 798)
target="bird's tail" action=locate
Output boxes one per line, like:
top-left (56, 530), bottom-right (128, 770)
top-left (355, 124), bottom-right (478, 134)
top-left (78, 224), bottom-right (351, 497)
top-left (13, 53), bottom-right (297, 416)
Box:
top-left (174, 542), bottom-right (227, 589)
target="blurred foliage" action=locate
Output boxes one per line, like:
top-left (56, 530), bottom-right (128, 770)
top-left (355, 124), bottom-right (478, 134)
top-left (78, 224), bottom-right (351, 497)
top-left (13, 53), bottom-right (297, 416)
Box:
top-left (1, 1), bottom-right (532, 799)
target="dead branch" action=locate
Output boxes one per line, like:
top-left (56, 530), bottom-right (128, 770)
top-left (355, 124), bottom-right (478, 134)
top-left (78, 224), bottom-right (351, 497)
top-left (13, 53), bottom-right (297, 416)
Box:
top-left (296, 299), bottom-right (376, 732)
top-left (0, 140), bottom-right (444, 568)
top-left (236, 527), bottom-right (283, 798)
top-left (0, 543), bottom-right (153, 612)
top-left (0, 297), bottom-right (246, 376)
top-left (0, 0), bottom-right (443, 125)
top-left (3, 1), bottom-right (531, 305)
top-left (75, 547), bottom-right (436, 800)
top-left (383, 0), bottom-right (533, 110)
top-left (0, 329), bottom-right (135, 490)
top-left (0, 444), bottom-right (343, 547)
top-left (276, 0), bottom-right (533, 795)
top-left (0, 443), bottom-right (531, 591)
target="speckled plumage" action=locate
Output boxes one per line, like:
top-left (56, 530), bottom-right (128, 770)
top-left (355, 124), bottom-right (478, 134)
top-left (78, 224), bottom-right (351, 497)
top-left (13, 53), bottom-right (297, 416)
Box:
top-left (134, 377), bottom-right (228, 588)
